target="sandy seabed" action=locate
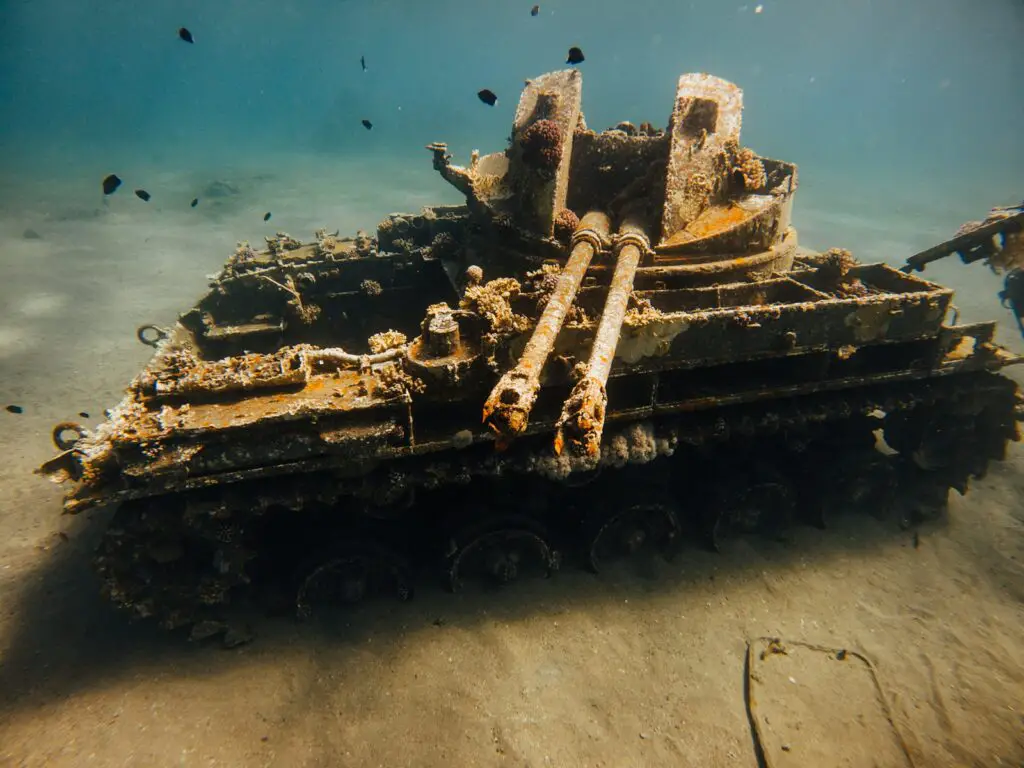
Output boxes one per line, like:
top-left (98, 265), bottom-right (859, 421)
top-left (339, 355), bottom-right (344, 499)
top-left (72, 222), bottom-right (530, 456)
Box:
top-left (0, 154), bottom-right (1022, 767)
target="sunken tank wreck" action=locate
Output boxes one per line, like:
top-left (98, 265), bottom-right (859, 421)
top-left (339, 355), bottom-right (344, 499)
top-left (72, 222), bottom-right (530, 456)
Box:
top-left (39, 70), bottom-right (1024, 634)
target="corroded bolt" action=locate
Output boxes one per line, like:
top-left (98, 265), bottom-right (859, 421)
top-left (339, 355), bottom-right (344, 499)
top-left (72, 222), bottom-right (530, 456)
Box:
top-left (427, 311), bottom-right (460, 357)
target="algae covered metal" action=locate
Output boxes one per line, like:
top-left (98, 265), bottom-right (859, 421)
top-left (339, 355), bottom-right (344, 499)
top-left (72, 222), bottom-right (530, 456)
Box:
top-left (38, 70), bottom-right (1023, 633)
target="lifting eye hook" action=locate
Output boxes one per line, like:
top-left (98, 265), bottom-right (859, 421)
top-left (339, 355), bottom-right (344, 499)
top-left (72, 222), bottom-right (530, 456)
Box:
top-left (52, 422), bottom-right (87, 451)
top-left (137, 324), bottom-right (170, 347)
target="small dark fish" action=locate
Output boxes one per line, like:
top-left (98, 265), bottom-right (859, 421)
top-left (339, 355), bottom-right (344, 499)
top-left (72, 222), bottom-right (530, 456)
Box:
top-left (566, 46), bottom-right (585, 65)
top-left (102, 174), bottom-right (122, 195)
top-left (178, 27), bottom-right (193, 44)
top-left (190, 197), bottom-right (198, 208)
top-left (263, 212), bottom-right (272, 222)
top-left (57, 531), bottom-right (69, 542)
top-left (477, 88), bottom-right (498, 106)
top-left (134, 189), bottom-right (151, 201)
top-left (361, 55), bottom-right (366, 71)
top-left (78, 411), bottom-right (90, 418)
top-left (361, 119), bottom-right (373, 130)
top-left (912, 531), bottom-right (920, 549)
top-left (6, 404), bottom-right (23, 414)
top-left (531, 4), bottom-right (539, 15)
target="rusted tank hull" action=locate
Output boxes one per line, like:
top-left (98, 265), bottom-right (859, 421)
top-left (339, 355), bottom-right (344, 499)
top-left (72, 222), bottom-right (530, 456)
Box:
top-left (91, 368), bottom-right (1019, 630)
top-left (37, 202), bottom-right (1023, 633)
top-left (35, 68), bottom-right (1024, 637)
top-left (42, 225), bottom-right (1007, 511)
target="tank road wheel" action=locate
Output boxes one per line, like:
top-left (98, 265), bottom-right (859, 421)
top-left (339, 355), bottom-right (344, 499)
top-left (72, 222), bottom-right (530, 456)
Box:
top-left (561, 465), bottom-right (604, 489)
top-left (95, 497), bottom-right (243, 630)
top-left (884, 409), bottom-right (972, 494)
top-left (709, 469), bottom-right (797, 551)
top-left (883, 381), bottom-right (1020, 521)
top-left (359, 469), bottom-right (418, 521)
top-left (584, 502), bottom-right (682, 573)
top-left (807, 448), bottom-right (900, 526)
top-left (445, 516), bottom-right (560, 593)
top-left (294, 540), bottom-right (413, 620)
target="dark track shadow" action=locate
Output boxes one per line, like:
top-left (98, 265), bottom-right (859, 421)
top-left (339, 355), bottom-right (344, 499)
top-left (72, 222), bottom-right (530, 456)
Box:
top-left (0, 507), bottom-right (188, 715)
top-left (0, 483), bottom-right (972, 723)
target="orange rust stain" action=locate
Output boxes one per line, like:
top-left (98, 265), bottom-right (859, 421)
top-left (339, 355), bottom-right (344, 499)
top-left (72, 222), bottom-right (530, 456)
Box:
top-left (687, 204), bottom-right (753, 237)
top-left (166, 372), bottom-right (374, 433)
top-left (662, 204), bottom-right (754, 250)
top-left (299, 372), bottom-right (362, 394)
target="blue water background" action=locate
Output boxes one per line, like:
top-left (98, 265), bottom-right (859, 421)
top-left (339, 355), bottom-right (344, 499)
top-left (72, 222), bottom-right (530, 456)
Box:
top-left (2, 0), bottom-right (1020, 197)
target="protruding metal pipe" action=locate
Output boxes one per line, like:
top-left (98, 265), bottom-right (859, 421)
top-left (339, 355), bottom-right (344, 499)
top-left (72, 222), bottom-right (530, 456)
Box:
top-left (482, 211), bottom-right (612, 441)
top-left (555, 212), bottom-right (651, 457)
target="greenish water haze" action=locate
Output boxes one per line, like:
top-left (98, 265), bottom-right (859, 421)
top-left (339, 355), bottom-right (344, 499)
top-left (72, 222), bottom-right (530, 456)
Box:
top-left (2, 0), bottom-right (1021, 196)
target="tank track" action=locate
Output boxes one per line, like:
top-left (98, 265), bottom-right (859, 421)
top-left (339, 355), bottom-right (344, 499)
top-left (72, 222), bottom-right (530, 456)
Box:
top-left (94, 370), bottom-right (1020, 631)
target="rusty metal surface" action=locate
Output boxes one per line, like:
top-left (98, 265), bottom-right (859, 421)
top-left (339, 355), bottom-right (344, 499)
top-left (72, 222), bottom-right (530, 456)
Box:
top-left (556, 213), bottom-right (651, 457)
top-left (482, 211), bottom-right (611, 440)
top-left (507, 69), bottom-right (583, 237)
top-left (655, 74), bottom-right (796, 270)
top-left (428, 70), bottom-right (583, 242)
top-left (589, 240), bottom-right (645, 383)
top-left (659, 194), bottom-right (779, 252)
top-left (40, 219), bottom-right (1020, 512)
top-left (54, 340), bottom-right (1020, 517)
top-left (660, 74), bottom-right (744, 244)
top-left (565, 131), bottom-right (669, 225)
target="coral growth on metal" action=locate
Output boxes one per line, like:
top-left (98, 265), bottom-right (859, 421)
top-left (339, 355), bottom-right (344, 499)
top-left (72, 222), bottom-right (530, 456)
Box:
top-left (39, 69), bottom-right (1021, 519)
